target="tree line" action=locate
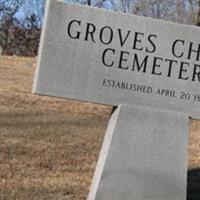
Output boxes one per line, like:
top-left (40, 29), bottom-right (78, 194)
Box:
top-left (0, 0), bottom-right (200, 56)
top-left (0, 0), bottom-right (44, 56)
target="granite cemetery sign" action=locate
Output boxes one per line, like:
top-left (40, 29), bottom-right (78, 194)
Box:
top-left (34, 1), bottom-right (200, 119)
top-left (33, 0), bottom-right (200, 199)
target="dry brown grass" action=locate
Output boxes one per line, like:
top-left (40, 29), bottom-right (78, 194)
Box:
top-left (0, 56), bottom-right (112, 200)
top-left (0, 55), bottom-right (200, 199)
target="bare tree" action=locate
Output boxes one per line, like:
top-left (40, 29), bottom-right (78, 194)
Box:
top-left (196, 0), bottom-right (200, 25)
top-left (87, 0), bottom-right (91, 5)
top-left (0, 0), bottom-right (25, 54)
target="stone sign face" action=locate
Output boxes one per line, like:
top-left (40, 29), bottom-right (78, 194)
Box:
top-left (33, 0), bottom-right (200, 119)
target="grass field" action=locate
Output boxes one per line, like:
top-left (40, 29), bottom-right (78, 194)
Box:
top-left (0, 56), bottom-right (200, 199)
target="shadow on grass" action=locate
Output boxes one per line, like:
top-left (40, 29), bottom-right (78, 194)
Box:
top-left (187, 168), bottom-right (200, 200)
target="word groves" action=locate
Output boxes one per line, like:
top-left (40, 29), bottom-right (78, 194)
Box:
top-left (67, 19), bottom-right (200, 82)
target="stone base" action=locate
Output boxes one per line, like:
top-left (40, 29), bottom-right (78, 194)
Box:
top-left (87, 104), bottom-right (188, 200)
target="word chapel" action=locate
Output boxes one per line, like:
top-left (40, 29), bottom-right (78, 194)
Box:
top-left (67, 19), bottom-right (200, 82)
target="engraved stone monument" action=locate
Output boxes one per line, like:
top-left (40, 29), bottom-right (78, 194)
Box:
top-left (33, 0), bottom-right (200, 199)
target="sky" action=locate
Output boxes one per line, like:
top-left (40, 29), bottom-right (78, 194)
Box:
top-left (4, 0), bottom-right (196, 27)
top-left (14, 0), bottom-right (119, 24)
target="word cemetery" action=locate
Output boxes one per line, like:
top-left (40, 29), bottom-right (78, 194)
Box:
top-left (33, 0), bottom-right (200, 199)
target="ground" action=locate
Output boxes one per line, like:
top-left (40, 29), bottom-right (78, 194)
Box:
top-left (0, 56), bottom-right (200, 199)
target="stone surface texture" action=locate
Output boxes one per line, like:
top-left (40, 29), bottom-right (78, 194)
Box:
top-left (88, 105), bottom-right (188, 200)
